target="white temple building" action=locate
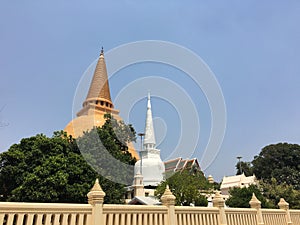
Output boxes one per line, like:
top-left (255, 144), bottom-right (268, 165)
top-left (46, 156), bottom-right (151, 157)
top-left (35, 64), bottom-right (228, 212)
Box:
top-left (134, 94), bottom-right (165, 187)
top-left (220, 173), bottom-right (257, 196)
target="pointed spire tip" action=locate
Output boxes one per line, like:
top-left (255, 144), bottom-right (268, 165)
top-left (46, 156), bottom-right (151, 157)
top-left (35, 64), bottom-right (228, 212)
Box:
top-left (147, 93), bottom-right (151, 109)
top-left (144, 93), bottom-right (156, 146)
top-left (91, 178), bottom-right (103, 192)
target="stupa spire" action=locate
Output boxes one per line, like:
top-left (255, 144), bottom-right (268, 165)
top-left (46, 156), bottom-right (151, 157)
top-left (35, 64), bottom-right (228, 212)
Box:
top-left (85, 47), bottom-right (112, 102)
top-left (143, 93), bottom-right (156, 149)
top-left (77, 47), bottom-right (118, 117)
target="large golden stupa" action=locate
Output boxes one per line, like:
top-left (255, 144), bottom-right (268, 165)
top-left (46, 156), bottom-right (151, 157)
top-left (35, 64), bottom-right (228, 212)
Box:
top-left (64, 48), bottom-right (139, 159)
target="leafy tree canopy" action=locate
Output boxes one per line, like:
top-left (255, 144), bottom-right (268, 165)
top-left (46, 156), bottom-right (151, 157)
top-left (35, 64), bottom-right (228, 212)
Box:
top-left (225, 184), bottom-right (272, 208)
top-left (77, 114), bottom-right (136, 186)
top-left (0, 131), bottom-right (95, 203)
top-left (155, 169), bottom-right (211, 206)
top-left (252, 143), bottom-right (300, 189)
top-left (260, 178), bottom-right (300, 209)
top-left (0, 114), bottom-right (136, 203)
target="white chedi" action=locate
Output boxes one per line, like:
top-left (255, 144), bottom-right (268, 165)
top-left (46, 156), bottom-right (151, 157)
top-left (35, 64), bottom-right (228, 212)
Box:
top-left (134, 94), bottom-right (165, 187)
top-left (134, 149), bottom-right (165, 187)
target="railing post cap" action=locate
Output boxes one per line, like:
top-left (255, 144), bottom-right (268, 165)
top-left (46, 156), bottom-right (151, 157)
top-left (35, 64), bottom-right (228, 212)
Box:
top-left (278, 198), bottom-right (289, 210)
top-left (161, 185), bottom-right (176, 206)
top-left (87, 179), bottom-right (106, 205)
top-left (249, 193), bottom-right (261, 209)
top-left (212, 191), bottom-right (225, 208)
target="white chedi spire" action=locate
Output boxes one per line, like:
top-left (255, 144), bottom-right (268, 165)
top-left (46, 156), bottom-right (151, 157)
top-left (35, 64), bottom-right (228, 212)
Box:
top-left (144, 93), bottom-right (156, 149)
top-left (134, 93), bottom-right (165, 187)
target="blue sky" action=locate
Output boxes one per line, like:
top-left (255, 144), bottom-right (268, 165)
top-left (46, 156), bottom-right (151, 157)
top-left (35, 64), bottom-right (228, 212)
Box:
top-left (1, 1), bottom-right (300, 181)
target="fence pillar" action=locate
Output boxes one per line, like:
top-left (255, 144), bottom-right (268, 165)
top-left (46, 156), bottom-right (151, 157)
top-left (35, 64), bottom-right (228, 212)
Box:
top-left (278, 198), bottom-right (293, 225)
top-left (87, 179), bottom-right (105, 225)
top-left (161, 185), bottom-right (176, 225)
top-left (249, 193), bottom-right (264, 225)
top-left (212, 191), bottom-right (227, 225)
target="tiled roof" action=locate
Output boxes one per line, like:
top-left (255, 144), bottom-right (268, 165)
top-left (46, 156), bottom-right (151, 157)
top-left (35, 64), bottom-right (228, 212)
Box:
top-left (164, 158), bottom-right (181, 171)
top-left (164, 158), bottom-right (200, 173)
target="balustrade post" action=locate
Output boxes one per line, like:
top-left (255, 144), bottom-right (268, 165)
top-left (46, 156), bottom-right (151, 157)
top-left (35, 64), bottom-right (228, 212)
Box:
top-left (212, 191), bottom-right (227, 225)
top-left (249, 193), bottom-right (264, 225)
top-left (161, 185), bottom-right (176, 225)
top-left (278, 198), bottom-right (293, 225)
top-left (87, 179), bottom-right (105, 225)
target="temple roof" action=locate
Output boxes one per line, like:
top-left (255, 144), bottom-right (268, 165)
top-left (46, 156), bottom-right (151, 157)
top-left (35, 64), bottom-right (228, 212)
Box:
top-left (128, 196), bottom-right (160, 205)
top-left (164, 157), bottom-right (200, 173)
top-left (220, 173), bottom-right (257, 190)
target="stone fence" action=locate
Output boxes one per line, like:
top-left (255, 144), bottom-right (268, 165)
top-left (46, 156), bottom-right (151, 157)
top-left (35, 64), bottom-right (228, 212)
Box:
top-left (1, 179), bottom-right (300, 225)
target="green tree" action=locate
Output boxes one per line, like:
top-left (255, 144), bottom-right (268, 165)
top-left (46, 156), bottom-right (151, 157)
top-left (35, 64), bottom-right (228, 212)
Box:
top-left (77, 114), bottom-right (137, 203)
top-left (260, 178), bottom-right (300, 209)
top-left (0, 132), bottom-right (96, 202)
top-left (0, 115), bottom-right (137, 203)
top-left (155, 169), bottom-right (211, 206)
top-left (252, 143), bottom-right (300, 189)
top-left (235, 161), bottom-right (253, 176)
top-left (77, 114), bottom-right (136, 186)
top-left (225, 184), bottom-right (272, 208)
